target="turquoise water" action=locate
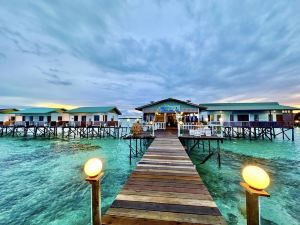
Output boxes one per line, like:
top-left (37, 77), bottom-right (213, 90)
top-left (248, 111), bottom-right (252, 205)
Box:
top-left (0, 129), bottom-right (299, 225)
top-left (189, 128), bottom-right (300, 225)
top-left (0, 138), bottom-right (139, 225)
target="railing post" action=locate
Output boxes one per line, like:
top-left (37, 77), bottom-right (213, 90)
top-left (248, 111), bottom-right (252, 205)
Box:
top-left (152, 124), bottom-right (154, 136)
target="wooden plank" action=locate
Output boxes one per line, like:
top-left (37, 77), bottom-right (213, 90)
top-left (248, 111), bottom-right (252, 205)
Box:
top-left (140, 157), bottom-right (191, 161)
top-left (142, 155), bottom-right (191, 160)
top-left (131, 174), bottom-right (202, 182)
top-left (140, 159), bottom-right (193, 165)
top-left (119, 190), bottom-right (213, 200)
top-left (137, 163), bottom-right (195, 168)
top-left (122, 184), bottom-right (209, 194)
top-left (116, 194), bottom-right (217, 207)
top-left (127, 177), bottom-right (204, 185)
top-left (134, 168), bottom-right (199, 175)
top-left (104, 208), bottom-right (226, 225)
top-left (111, 200), bottom-right (221, 216)
top-left (102, 215), bottom-right (213, 225)
top-left (126, 180), bottom-right (206, 189)
top-left (102, 215), bottom-right (217, 225)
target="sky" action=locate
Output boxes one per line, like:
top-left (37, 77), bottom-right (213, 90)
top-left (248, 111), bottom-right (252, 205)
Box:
top-left (0, 0), bottom-right (300, 112)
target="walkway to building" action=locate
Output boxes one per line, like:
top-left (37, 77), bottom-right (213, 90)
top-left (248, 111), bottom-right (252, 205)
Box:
top-left (103, 133), bottom-right (226, 225)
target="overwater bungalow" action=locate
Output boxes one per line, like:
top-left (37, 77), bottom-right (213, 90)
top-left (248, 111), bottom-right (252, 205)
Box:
top-left (15, 107), bottom-right (68, 126)
top-left (0, 108), bottom-right (19, 125)
top-left (67, 106), bottom-right (122, 127)
top-left (136, 98), bottom-right (207, 129)
top-left (200, 102), bottom-right (297, 124)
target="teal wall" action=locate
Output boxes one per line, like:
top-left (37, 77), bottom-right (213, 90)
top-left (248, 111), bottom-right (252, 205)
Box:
top-left (142, 100), bottom-right (199, 113)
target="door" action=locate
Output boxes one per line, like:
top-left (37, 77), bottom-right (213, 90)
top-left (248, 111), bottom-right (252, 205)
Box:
top-left (58, 116), bottom-right (63, 126)
top-left (81, 115), bottom-right (87, 127)
top-left (166, 114), bottom-right (177, 127)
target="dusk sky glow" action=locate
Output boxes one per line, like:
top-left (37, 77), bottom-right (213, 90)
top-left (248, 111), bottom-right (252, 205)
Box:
top-left (0, 0), bottom-right (300, 111)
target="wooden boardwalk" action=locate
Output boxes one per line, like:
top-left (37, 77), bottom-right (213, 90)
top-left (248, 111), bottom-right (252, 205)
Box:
top-left (103, 136), bottom-right (226, 225)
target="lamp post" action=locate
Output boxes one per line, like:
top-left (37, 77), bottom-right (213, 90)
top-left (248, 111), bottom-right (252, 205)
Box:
top-left (219, 117), bottom-right (223, 125)
top-left (178, 121), bottom-right (183, 136)
top-left (84, 158), bottom-right (104, 225)
top-left (149, 121), bottom-right (154, 136)
top-left (241, 165), bottom-right (270, 225)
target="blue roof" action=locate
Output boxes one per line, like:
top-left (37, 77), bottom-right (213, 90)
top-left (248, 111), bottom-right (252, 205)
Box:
top-left (67, 106), bottom-right (122, 115)
top-left (16, 107), bottom-right (65, 114)
top-left (0, 108), bottom-right (18, 114)
top-left (200, 102), bottom-right (298, 111)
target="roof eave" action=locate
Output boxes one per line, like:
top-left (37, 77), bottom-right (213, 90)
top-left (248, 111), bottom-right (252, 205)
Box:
top-left (113, 107), bottom-right (122, 115)
top-left (136, 98), bottom-right (204, 111)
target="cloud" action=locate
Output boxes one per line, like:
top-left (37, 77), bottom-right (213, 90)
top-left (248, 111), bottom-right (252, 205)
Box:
top-left (40, 69), bottom-right (72, 86)
top-left (0, 0), bottom-right (299, 110)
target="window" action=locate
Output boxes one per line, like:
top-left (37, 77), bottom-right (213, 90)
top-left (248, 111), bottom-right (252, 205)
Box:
top-left (254, 114), bottom-right (259, 122)
top-left (81, 116), bottom-right (86, 122)
top-left (74, 115), bottom-right (78, 121)
top-left (29, 116), bottom-right (33, 121)
top-left (217, 115), bottom-right (221, 122)
top-left (237, 115), bottom-right (249, 121)
top-left (58, 116), bottom-right (62, 121)
top-left (39, 116), bottom-right (44, 122)
top-left (230, 114), bottom-right (234, 121)
top-left (22, 116), bottom-right (25, 121)
top-left (103, 115), bottom-right (108, 122)
top-left (276, 114), bottom-right (283, 122)
top-left (94, 115), bottom-right (100, 121)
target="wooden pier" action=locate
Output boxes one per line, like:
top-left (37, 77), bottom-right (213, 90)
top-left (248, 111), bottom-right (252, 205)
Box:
top-left (223, 121), bottom-right (295, 141)
top-left (179, 135), bottom-right (224, 168)
top-left (103, 134), bottom-right (226, 225)
top-left (0, 125), bottom-right (130, 139)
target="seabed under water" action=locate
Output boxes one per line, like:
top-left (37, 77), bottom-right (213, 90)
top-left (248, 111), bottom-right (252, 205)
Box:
top-left (0, 128), bottom-right (299, 225)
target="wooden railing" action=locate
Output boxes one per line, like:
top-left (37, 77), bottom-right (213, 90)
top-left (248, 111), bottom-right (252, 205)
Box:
top-left (3, 121), bottom-right (119, 128)
top-left (208, 121), bottom-right (222, 126)
top-left (178, 124), bottom-right (223, 137)
top-left (154, 122), bottom-right (166, 130)
top-left (223, 121), bottom-right (294, 128)
top-left (142, 124), bottom-right (155, 136)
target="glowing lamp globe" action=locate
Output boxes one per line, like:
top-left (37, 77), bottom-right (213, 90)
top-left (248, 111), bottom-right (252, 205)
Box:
top-left (242, 165), bottom-right (270, 190)
top-left (84, 158), bottom-right (103, 177)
